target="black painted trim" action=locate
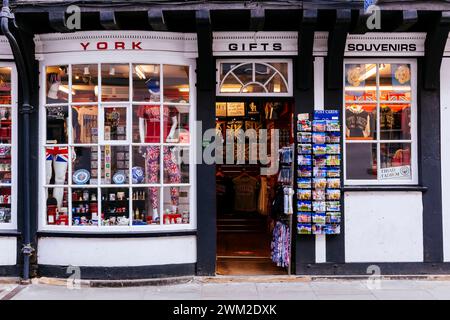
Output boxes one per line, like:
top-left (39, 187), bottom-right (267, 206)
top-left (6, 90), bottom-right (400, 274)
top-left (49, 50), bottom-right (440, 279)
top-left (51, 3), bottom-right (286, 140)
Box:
top-left (344, 186), bottom-right (428, 193)
top-left (324, 59), bottom-right (346, 265)
top-left (293, 54), bottom-right (316, 267)
top-left (38, 263), bottom-right (196, 280)
top-left (0, 265), bottom-right (20, 277)
top-left (36, 231), bottom-right (197, 239)
top-left (418, 58), bottom-right (444, 263)
top-left (0, 231), bottom-right (21, 237)
top-left (195, 9), bottom-right (217, 276)
top-left (296, 262), bottom-right (450, 276)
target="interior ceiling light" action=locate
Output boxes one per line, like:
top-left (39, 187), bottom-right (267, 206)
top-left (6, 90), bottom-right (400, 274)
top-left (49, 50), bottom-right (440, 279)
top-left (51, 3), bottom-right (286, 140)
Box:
top-left (135, 66), bottom-right (146, 80)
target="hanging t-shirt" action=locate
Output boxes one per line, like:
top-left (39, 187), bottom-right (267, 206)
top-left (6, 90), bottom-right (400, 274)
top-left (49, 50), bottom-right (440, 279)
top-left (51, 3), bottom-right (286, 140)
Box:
top-left (233, 175), bottom-right (259, 212)
top-left (137, 105), bottom-right (178, 143)
top-left (346, 108), bottom-right (371, 138)
top-left (47, 105), bottom-right (69, 144)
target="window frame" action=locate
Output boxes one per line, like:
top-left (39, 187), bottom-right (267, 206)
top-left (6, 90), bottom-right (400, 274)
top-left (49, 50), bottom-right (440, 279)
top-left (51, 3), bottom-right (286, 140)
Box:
top-left (0, 62), bottom-right (17, 231)
top-left (38, 53), bottom-right (197, 233)
top-left (343, 59), bottom-right (418, 186)
top-left (216, 58), bottom-right (293, 97)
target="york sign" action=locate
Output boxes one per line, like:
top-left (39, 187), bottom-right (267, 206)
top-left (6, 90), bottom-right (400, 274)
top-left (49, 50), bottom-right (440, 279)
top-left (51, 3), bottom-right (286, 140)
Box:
top-left (80, 41), bottom-right (143, 51)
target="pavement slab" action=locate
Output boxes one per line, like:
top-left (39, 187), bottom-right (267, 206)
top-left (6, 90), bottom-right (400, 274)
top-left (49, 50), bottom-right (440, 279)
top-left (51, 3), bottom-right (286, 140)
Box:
top-left (4, 278), bottom-right (450, 300)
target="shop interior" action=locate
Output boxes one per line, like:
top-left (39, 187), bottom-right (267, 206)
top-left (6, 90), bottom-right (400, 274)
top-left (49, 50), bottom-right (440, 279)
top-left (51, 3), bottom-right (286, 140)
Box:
top-left (215, 99), bottom-right (294, 275)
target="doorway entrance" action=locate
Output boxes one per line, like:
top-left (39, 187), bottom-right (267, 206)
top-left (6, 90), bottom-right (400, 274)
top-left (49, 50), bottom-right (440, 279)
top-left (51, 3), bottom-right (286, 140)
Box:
top-left (215, 99), bottom-right (294, 275)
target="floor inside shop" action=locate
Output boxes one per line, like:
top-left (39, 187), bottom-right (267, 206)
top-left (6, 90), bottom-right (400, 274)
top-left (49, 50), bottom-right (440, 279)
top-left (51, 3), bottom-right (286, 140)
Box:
top-left (215, 100), bottom-right (293, 276)
top-left (216, 214), bottom-right (287, 275)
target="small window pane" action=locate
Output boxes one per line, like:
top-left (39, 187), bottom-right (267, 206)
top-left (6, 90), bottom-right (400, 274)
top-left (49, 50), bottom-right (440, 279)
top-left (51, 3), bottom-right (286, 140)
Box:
top-left (163, 65), bottom-right (189, 103)
top-left (132, 187), bottom-right (159, 225)
top-left (72, 147), bottom-right (98, 185)
top-left (101, 64), bottom-right (129, 102)
top-left (163, 106), bottom-right (190, 144)
top-left (380, 104), bottom-right (411, 140)
top-left (345, 143), bottom-right (377, 180)
top-left (220, 72), bottom-right (243, 93)
top-left (0, 107), bottom-right (12, 143)
top-left (104, 107), bottom-right (127, 141)
top-left (163, 146), bottom-right (189, 184)
top-left (45, 147), bottom-right (69, 185)
top-left (71, 188), bottom-right (99, 226)
top-left (133, 64), bottom-right (160, 102)
top-left (46, 66), bottom-right (69, 104)
top-left (254, 64), bottom-right (275, 84)
top-left (380, 143), bottom-right (412, 181)
top-left (72, 64), bottom-right (98, 103)
top-left (132, 146), bottom-right (160, 184)
top-left (265, 73), bottom-right (287, 93)
top-left (101, 188), bottom-right (130, 226)
top-left (243, 83), bottom-right (266, 93)
top-left (345, 64), bottom-right (377, 102)
top-left (72, 105), bottom-right (98, 144)
top-left (233, 63), bottom-right (253, 84)
top-left (0, 146), bottom-right (11, 184)
top-left (46, 187), bottom-right (69, 225)
top-left (46, 106), bottom-right (69, 144)
top-left (133, 105), bottom-right (160, 143)
top-left (268, 63), bottom-right (288, 83)
top-left (0, 187), bottom-right (11, 223)
top-left (100, 145), bottom-right (129, 185)
top-left (345, 104), bottom-right (376, 140)
top-left (0, 67), bottom-right (12, 105)
top-left (379, 64), bottom-right (411, 102)
top-left (163, 186), bottom-right (190, 225)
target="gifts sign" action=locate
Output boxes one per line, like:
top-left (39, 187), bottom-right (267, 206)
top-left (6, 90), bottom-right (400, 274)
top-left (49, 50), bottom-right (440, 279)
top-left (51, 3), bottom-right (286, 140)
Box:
top-left (296, 110), bottom-right (343, 235)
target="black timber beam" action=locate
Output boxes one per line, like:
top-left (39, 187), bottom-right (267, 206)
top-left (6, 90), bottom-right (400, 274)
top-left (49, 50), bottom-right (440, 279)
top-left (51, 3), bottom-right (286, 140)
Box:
top-left (148, 9), bottom-right (167, 31)
top-left (351, 9), bottom-right (369, 34)
top-left (48, 11), bottom-right (71, 33)
top-left (100, 11), bottom-right (119, 30)
top-left (423, 11), bottom-right (450, 90)
top-left (195, 9), bottom-right (216, 276)
top-left (296, 9), bottom-right (317, 90)
top-left (250, 8), bottom-right (265, 31)
top-left (327, 9), bottom-right (351, 90)
top-left (394, 10), bottom-right (418, 32)
top-left (196, 10), bottom-right (214, 91)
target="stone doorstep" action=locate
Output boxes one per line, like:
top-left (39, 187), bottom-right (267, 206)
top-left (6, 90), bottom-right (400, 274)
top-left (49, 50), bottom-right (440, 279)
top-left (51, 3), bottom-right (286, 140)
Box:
top-left (33, 276), bottom-right (194, 288)
top-left (19, 274), bottom-right (450, 288)
top-left (0, 277), bottom-right (20, 285)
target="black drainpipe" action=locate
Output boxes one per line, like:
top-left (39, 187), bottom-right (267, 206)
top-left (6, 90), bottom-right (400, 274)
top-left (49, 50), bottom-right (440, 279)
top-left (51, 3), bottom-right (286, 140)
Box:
top-left (0, 0), bottom-right (34, 282)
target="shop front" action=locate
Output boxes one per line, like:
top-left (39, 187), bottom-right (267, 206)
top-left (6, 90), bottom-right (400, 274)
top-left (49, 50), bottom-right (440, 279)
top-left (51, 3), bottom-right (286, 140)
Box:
top-left (1, 2), bottom-right (450, 280)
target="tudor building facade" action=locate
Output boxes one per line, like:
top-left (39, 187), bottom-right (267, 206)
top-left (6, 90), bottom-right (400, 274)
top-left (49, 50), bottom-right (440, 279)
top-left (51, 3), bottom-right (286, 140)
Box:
top-left (0, 0), bottom-right (450, 280)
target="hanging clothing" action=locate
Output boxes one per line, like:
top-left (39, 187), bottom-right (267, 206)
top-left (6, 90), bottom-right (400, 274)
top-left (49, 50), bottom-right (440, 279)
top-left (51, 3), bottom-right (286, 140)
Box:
top-left (271, 221), bottom-right (290, 268)
top-left (258, 176), bottom-right (269, 216)
top-left (232, 174), bottom-right (259, 212)
top-left (345, 107), bottom-right (371, 138)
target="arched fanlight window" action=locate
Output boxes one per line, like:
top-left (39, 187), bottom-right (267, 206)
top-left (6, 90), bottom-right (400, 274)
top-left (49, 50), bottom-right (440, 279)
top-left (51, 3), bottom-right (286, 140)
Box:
top-left (217, 60), bottom-right (292, 96)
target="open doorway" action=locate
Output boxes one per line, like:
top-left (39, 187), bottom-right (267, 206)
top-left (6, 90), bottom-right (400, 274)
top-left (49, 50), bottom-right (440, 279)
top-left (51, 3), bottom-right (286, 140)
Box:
top-left (215, 99), bottom-right (294, 275)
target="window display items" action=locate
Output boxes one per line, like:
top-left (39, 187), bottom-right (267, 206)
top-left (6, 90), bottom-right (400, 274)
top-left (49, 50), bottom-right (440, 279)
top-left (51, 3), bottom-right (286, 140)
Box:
top-left (46, 66), bottom-right (68, 104)
top-left (72, 169), bottom-right (90, 185)
top-left (138, 104), bottom-right (182, 222)
top-left (46, 147), bottom-right (71, 209)
top-left (132, 166), bottom-right (144, 184)
top-left (112, 172), bottom-right (126, 185)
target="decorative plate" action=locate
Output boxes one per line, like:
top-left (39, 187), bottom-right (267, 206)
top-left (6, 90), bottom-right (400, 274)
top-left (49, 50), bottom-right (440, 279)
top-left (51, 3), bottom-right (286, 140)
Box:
top-left (73, 169), bottom-right (90, 185)
top-left (113, 172), bottom-right (126, 184)
top-left (132, 166), bottom-right (144, 184)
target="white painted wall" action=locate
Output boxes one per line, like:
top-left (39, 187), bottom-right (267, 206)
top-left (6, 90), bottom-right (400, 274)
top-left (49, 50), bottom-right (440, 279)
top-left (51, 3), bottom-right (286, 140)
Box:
top-left (345, 192), bottom-right (423, 263)
top-left (0, 238), bottom-right (16, 266)
top-left (37, 236), bottom-right (197, 267)
top-left (441, 58), bottom-right (450, 262)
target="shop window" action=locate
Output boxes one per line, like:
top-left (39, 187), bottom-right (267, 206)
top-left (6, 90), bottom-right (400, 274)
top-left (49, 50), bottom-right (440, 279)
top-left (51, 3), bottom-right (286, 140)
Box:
top-left (42, 63), bottom-right (193, 230)
top-left (344, 62), bottom-right (417, 185)
top-left (217, 60), bottom-right (292, 96)
top-left (0, 65), bottom-right (16, 229)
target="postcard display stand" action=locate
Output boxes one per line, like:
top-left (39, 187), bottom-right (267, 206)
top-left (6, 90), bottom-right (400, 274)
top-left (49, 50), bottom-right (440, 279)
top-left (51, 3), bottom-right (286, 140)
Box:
top-left (296, 110), bottom-right (342, 235)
